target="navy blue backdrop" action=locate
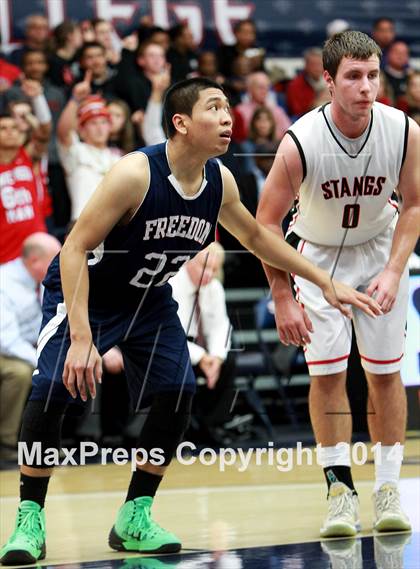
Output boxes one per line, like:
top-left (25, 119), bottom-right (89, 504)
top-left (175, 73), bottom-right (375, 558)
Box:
top-left (2, 0), bottom-right (420, 56)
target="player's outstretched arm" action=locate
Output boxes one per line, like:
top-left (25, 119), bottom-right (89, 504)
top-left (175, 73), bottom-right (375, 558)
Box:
top-left (60, 152), bottom-right (150, 401)
top-left (367, 118), bottom-right (420, 312)
top-left (218, 164), bottom-right (382, 320)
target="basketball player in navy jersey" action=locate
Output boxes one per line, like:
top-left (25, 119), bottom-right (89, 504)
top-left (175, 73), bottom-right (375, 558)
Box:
top-left (0, 77), bottom-right (381, 565)
top-left (257, 31), bottom-right (419, 538)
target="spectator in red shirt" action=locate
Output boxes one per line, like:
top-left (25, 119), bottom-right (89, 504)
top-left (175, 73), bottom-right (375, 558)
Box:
top-left (0, 81), bottom-right (52, 264)
top-left (7, 100), bottom-right (53, 224)
top-left (286, 48), bottom-right (325, 118)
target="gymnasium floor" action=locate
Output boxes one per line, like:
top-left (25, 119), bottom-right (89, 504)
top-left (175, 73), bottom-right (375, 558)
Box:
top-left (1, 437), bottom-right (419, 568)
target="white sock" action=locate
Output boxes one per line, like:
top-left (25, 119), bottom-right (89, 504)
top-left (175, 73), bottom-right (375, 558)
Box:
top-left (373, 444), bottom-right (404, 492)
top-left (318, 443), bottom-right (351, 468)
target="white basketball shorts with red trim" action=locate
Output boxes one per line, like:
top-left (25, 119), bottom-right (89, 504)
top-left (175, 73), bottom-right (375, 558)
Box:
top-left (293, 221), bottom-right (409, 376)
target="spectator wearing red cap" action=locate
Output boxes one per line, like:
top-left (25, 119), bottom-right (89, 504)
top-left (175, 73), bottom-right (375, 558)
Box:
top-left (57, 71), bottom-right (119, 220)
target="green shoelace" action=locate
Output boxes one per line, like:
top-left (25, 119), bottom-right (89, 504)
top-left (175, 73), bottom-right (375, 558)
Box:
top-left (12, 506), bottom-right (43, 548)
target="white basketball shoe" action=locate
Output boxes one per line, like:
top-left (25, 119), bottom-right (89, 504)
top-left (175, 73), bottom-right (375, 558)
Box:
top-left (373, 483), bottom-right (411, 533)
top-left (320, 482), bottom-right (360, 538)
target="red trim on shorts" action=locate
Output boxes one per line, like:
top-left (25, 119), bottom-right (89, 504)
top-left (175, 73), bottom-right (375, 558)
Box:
top-left (388, 198), bottom-right (399, 211)
top-left (360, 353), bottom-right (403, 365)
top-left (307, 354), bottom-right (350, 365)
top-left (298, 239), bottom-right (306, 254)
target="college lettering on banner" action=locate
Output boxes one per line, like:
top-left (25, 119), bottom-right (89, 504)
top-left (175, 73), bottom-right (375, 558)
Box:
top-left (2, 1), bottom-right (419, 57)
top-left (1, 0), bottom-right (253, 52)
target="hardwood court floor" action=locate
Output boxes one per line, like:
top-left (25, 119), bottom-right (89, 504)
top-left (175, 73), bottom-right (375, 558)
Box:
top-left (0, 437), bottom-right (419, 566)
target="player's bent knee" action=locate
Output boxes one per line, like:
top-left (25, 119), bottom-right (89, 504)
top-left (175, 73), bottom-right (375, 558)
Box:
top-left (136, 391), bottom-right (193, 466)
top-left (20, 400), bottom-right (68, 468)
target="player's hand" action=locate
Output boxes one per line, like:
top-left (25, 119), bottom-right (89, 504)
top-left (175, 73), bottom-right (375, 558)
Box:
top-left (102, 346), bottom-right (124, 374)
top-left (72, 70), bottom-right (92, 103)
top-left (323, 278), bottom-right (383, 319)
top-left (63, 339), bottom-right (102, 401)
top-left (273, 296), bottom-right (313, 346)
top-left (366, 267), bottom-right (400, 313)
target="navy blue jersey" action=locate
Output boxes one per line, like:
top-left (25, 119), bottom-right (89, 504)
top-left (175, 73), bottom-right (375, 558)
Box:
top-left (44, 142), bottom-right (224, 309)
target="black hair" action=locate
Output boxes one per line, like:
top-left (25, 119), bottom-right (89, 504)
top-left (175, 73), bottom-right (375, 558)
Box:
top-left (21, 48), bottom-right (48, 66)
top-left (169, 23), bottom-right (188, 42)
top-left (52, 20), bottom-right (79, 50)
top-left (91, 18), bottom-right (107, 28)
top-left (163, 77), bottom-right (225, 138)
top-left (78, 41), bottom-right (105, 61)
top-left (372, 17), bottom-right (395, 30)
top-left (233, 19), bottom-right (256, 34)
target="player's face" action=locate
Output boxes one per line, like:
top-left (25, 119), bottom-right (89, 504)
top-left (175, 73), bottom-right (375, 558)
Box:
top-left (188, 88), bottom-right (232, 157)
top-left (326, 56), bottom-right (380, 120)
top-left (80, 116), bottom-right (111, 146)
top-left (0, 117), bottom-right (21, 149)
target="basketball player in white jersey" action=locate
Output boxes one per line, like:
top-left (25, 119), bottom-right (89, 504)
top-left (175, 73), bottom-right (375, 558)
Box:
top-left (257, 30), bottom-right (419, 537)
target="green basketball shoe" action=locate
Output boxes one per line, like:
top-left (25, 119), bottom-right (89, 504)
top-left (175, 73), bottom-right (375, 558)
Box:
top-left (0, 501), bottom-right (46, 565)
top-left (109, 497), bottom-right (181, 554)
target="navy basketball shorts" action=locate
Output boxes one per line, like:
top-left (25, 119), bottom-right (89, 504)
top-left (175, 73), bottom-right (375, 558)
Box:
top-left (31, 285), bottom-right (196, 408)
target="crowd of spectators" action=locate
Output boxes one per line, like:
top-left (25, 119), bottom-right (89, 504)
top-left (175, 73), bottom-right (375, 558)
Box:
top-left (1, 15), bottom-right (418, 249)
top-left (0, 14), bottom-right (419, 453)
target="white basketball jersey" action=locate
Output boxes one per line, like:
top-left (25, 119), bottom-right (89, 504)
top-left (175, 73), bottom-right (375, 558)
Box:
top-left (287, 102), bottom-right (408, 246)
